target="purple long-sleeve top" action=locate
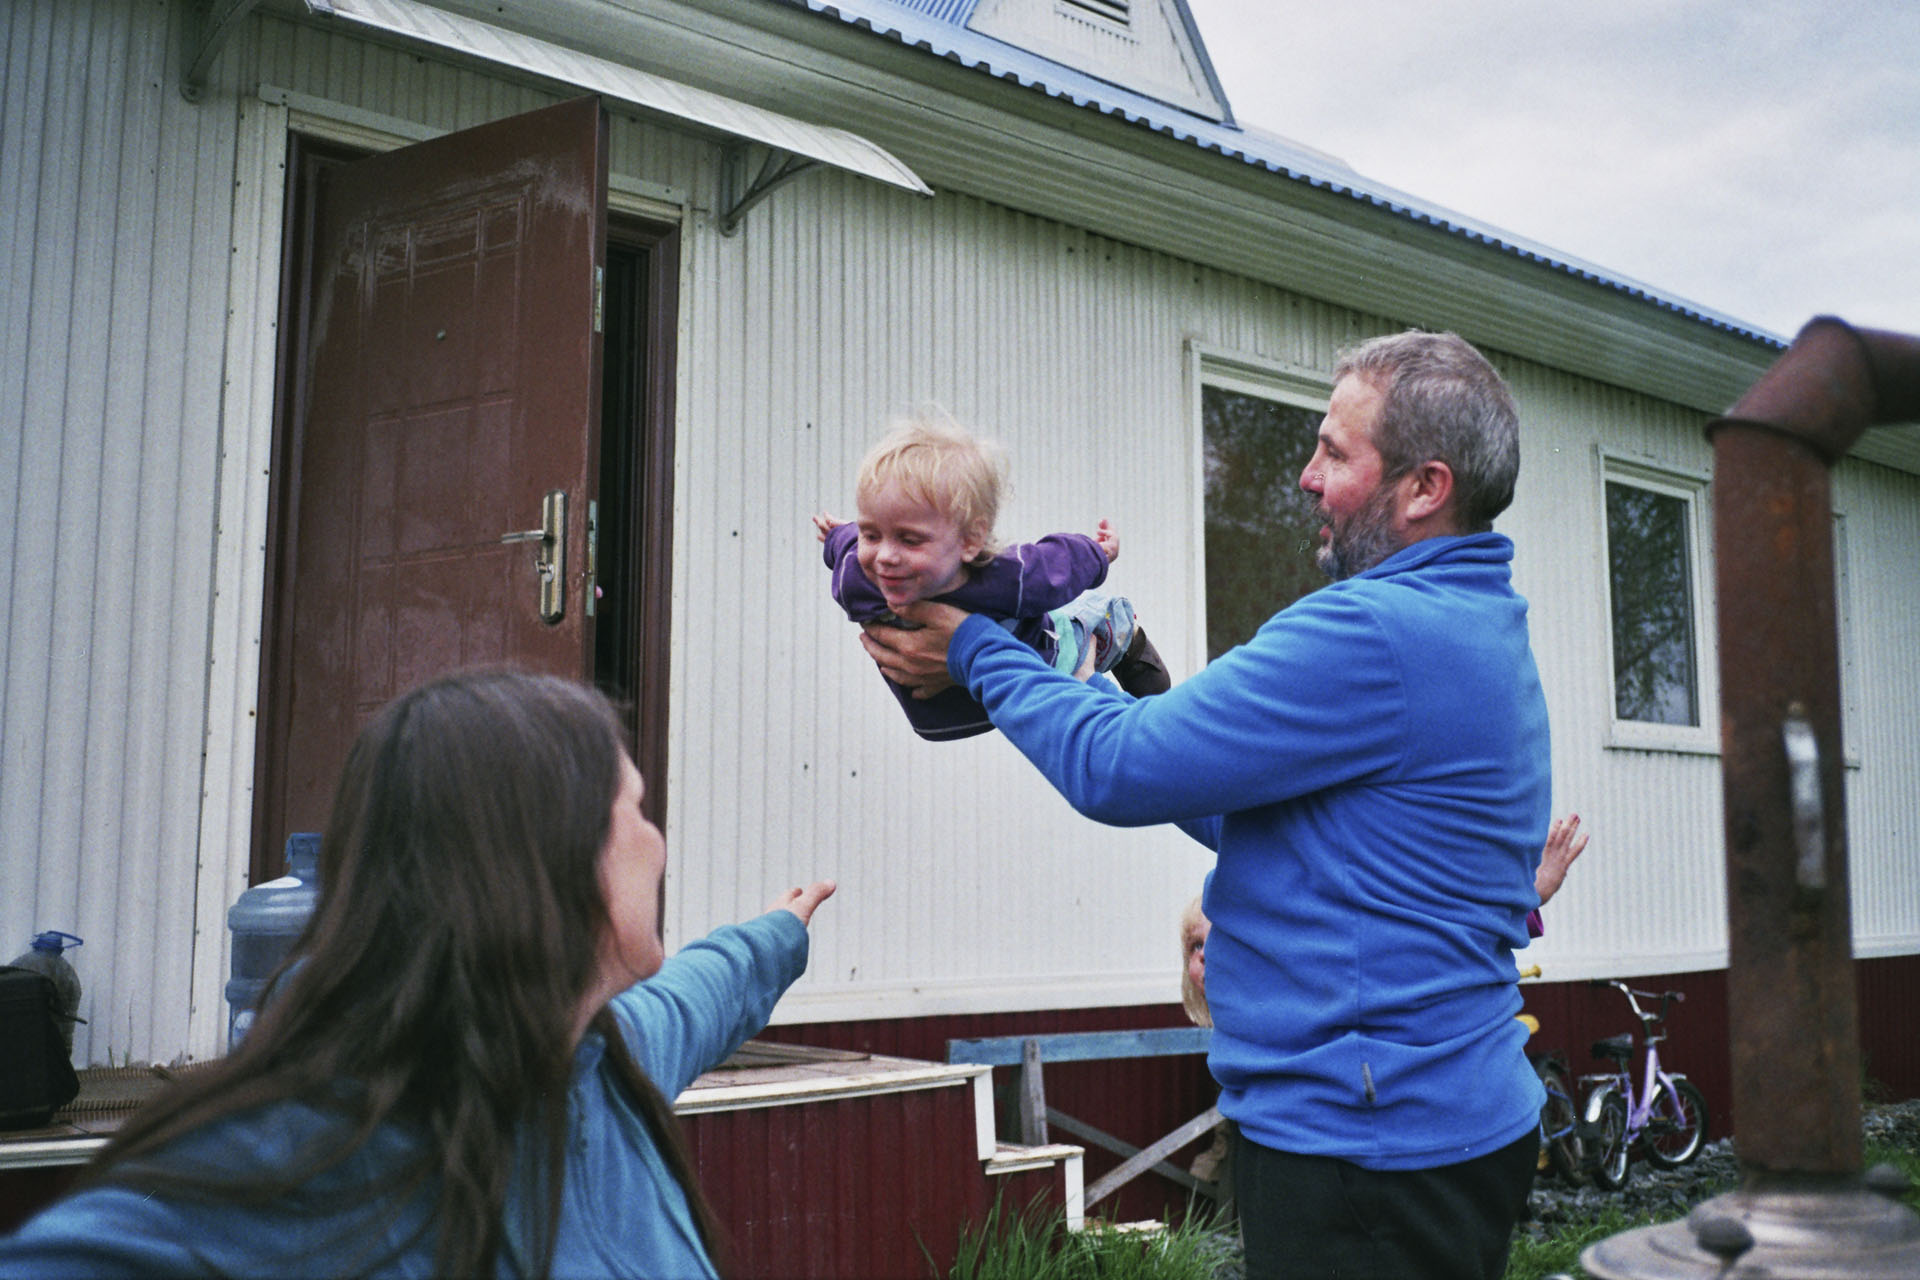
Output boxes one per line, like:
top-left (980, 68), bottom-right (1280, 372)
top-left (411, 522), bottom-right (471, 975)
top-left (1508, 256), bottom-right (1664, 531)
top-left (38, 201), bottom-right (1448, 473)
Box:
top-left (821, 522), bottom-right (1108, 740)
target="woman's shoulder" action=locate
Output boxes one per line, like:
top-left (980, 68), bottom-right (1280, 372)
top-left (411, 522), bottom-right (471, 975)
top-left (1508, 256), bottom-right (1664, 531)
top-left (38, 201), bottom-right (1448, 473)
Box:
top-left (0, 1098), bottom-right (432, 1280)
top-left (0, 1180), bottom-right (209, 1278)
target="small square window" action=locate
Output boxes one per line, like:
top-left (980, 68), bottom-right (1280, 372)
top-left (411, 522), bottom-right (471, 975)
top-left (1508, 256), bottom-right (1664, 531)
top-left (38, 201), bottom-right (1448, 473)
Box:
top-left (1832, 512), bottom-right (1861, 767)
top-left (1600, 456), bottom-right (1718, 752)
top-left (1606, 479), bottom-right (1698, 724)
top-left (1198, 360), bottom-right (1329, 661)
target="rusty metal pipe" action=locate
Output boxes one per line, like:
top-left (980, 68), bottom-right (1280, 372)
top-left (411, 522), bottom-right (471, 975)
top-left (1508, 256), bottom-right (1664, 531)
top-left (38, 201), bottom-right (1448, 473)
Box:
top-left (1584, 316), bottom-right (1920, 1276)
top-left (1709, 317), bottom-right (1920, 1178)
top-left (1711, 316), bottom-right (1920, 462)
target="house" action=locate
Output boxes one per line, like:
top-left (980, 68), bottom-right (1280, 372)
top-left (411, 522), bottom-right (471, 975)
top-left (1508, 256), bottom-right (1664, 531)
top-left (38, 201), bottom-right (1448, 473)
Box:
top-left (4, 0), bottom-right (1916, 1263)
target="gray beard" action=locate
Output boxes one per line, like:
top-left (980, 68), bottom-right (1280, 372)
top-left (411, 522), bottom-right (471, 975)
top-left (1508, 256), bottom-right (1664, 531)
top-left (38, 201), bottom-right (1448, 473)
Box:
top-left (1315, 486), bottom-right (1402, 581)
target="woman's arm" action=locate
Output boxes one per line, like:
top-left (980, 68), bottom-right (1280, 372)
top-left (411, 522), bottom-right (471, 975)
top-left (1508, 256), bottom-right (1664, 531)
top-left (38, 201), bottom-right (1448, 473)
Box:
top-left (610, 883), bottom-right (834, 1096)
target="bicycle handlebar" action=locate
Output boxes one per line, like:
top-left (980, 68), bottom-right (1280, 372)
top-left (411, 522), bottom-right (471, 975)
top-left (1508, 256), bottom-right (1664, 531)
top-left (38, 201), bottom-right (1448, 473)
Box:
top-left (1589, 978), bottom-right (1686, 1024)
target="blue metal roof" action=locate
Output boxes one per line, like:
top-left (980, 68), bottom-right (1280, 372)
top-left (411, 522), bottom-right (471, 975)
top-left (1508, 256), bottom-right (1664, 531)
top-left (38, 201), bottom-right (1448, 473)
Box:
top-left (793, 0), bottom-right (1783, 347)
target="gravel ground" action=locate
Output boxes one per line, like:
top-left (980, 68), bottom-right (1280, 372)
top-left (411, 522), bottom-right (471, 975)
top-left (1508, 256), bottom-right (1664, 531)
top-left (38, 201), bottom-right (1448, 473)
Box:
top-left (1519, 1097), bottom-right (1920, 1241)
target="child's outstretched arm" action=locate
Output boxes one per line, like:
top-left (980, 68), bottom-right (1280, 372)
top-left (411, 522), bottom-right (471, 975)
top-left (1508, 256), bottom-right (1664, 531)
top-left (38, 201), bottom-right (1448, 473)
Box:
top-left (813, 511), bottom-right (847, 542)
top-left (1094, 518), bottom-right (1119, 563)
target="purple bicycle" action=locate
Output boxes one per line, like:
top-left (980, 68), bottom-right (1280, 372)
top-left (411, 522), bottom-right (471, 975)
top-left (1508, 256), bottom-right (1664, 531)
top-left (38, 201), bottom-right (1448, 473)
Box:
top-left (1580, 979), bottom-right (1710, 1189)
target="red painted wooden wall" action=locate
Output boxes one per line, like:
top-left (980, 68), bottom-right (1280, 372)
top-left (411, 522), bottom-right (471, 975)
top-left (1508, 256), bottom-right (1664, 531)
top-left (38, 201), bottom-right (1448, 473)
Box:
top-left (758, 1003), bottom-right (1219, 1228)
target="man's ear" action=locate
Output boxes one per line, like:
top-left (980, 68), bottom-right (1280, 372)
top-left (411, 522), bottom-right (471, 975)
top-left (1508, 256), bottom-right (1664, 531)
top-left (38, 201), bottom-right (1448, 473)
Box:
top-left (1400, 460), bottom-right (1457, 526)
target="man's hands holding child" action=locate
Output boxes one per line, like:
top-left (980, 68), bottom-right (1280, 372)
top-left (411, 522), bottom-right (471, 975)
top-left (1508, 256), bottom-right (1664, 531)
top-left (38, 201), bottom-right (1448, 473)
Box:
top-left (860, 602), bottom-right (970, 698)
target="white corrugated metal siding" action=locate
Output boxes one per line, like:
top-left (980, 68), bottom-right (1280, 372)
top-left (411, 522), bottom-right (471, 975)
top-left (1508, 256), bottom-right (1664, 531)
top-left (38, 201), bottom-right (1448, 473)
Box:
top-left (669, 183), bottom-right (1224, 1021)
top-left (1, 0), bottom-right (240, 1065)
top-left (1502, 366), bottom-right (1732, 978)
top-left (1833, 459), bottom-right (1920, 956)
top-left (3, 0), bottom-right (1915, 1063)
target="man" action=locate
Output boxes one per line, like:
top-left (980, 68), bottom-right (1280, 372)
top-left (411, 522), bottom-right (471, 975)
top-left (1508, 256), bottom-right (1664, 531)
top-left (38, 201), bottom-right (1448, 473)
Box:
top-left (864, 330), bottom-right (1550, 1280)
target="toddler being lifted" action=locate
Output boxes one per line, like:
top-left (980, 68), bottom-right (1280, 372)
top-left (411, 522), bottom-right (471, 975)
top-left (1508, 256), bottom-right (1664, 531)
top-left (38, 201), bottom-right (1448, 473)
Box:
top-left (815, 410), bottom-right (1168, 740)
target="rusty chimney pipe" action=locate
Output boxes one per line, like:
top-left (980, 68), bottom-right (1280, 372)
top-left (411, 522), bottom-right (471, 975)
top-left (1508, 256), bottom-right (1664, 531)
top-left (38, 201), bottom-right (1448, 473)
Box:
top-left (1584, 317), bottom-right (1920, 1278)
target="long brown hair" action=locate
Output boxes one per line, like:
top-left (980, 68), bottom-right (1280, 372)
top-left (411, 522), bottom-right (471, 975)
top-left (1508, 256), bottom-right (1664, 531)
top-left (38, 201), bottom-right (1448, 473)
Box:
top-left (86, 669), bottom-right (725, 1276)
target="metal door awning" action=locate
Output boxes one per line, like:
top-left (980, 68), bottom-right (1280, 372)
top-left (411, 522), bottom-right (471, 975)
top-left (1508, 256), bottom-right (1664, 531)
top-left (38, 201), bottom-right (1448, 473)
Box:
top-left (301, 0), bottom-right (932, 230)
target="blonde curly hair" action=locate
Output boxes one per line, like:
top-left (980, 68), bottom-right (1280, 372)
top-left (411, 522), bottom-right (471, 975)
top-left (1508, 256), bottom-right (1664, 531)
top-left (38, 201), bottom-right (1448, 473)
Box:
top-left (855, 406), bottom-right (1006, 564)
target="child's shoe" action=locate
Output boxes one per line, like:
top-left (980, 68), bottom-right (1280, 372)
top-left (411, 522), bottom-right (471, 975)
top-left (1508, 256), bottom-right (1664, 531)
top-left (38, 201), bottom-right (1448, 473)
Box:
top-left (1048, 594), bottom-right (1169, 696)
top-left (1112, 625), bottom-right (1171, 696)
top-left (1086, 596), bottom-right (1138, 677)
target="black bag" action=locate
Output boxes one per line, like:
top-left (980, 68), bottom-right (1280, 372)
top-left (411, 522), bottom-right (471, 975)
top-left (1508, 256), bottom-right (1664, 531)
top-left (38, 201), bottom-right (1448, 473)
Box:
top-left (0, 965), bottom-right (81, 1130)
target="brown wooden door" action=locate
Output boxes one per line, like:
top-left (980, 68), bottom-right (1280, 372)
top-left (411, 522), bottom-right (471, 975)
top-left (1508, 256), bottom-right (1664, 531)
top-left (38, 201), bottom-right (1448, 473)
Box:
top-left (262, 97), bottom-right (609, 854)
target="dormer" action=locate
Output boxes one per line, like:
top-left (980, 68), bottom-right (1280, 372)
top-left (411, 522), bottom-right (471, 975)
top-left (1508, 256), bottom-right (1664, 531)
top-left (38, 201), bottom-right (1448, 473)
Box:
top-left (967, 0), bottom-right (1233, 123)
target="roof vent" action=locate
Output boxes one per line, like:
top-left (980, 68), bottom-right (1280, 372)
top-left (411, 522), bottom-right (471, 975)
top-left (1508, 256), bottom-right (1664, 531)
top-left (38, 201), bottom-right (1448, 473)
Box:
top-left (1063, 0), bottom-right (1130, 24)
top-left (967, 0), bottom-right (1229, 122)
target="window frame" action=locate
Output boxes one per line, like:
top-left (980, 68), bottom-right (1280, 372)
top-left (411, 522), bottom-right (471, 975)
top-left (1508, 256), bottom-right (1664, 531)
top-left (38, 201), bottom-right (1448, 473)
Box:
top-left (1832, 509), bottom-right (1862, 769)
top-left (1597, 450), bottom-right (1720, 754)
top-left (1187, 343), bottom-right (1331, 659)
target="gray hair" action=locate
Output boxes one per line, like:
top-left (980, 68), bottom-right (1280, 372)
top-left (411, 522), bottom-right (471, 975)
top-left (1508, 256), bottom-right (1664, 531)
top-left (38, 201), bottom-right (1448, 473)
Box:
top-left (1333, 331), bottom-right (1519, 531)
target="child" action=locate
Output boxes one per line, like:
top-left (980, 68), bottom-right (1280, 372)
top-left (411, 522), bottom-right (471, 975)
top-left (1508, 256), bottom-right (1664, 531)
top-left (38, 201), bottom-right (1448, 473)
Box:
top-left (815, 410), bottom-right (1168, 741)
top-left (1178, 893), bottom-right (1232, 1190)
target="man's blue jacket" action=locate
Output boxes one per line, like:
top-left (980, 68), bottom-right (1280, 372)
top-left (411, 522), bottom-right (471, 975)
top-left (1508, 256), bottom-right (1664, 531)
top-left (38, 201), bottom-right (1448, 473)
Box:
top-left (952, 532), bottom-right (1550, 1169)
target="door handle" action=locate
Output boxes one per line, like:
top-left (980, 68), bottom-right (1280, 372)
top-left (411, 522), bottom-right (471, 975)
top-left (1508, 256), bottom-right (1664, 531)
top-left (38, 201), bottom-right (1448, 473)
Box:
top-left (500, 489), bottom-right (567, 624)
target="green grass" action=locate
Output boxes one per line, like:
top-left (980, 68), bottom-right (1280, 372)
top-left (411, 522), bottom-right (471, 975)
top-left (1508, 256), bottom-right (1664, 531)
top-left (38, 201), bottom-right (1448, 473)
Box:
top-left (943, 1195), bottom-right (1239, 1280)
top-left (1867, 1139), bottom-right (1920, 1214)
top-left (1503, 1205), bottom-right (1661, 1280)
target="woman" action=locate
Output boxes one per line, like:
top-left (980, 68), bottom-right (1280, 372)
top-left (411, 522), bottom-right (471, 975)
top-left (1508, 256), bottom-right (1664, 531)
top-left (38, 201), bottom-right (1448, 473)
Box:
top-left (0, 669), bottom-right (834, 1278)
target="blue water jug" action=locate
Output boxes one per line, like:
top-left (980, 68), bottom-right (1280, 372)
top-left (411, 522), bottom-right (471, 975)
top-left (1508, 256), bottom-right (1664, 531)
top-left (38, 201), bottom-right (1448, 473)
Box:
top-left (6, 931), bottom-right (84, 1057)
top-left (225, 833), bottom-right (321, 1050)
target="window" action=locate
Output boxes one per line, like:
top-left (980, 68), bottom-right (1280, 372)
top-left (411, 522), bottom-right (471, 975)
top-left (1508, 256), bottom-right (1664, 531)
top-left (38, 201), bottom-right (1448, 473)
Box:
top-left (1601, 457), bottom-right (1716, 749)
top-left (1063, 0), bottom-right (1130, 23)
top-left (1200, 359), bottom-right (1329, 661)
top-left (1833, 512), bottom-right (1861, 766)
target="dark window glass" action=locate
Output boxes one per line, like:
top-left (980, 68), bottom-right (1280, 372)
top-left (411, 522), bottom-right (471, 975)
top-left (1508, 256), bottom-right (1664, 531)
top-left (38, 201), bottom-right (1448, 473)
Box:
top-left (1606, 479), bottom-right (1698, 725)
top-left (1202, 385), bottom-right (1325, 661)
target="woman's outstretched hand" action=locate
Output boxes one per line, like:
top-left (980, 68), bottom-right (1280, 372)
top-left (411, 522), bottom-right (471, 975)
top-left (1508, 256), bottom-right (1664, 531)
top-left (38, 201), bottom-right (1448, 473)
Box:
top-left (767, 880), bottom-right (837, 926)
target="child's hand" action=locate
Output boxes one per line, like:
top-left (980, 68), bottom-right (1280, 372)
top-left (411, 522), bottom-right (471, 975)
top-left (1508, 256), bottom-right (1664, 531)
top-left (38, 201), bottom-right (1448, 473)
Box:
top-left (1536, 814), bottom-right (1589, 908)
top-left (812, 511), bottom-right (846, 543)
top-left (1095, 518), bottom-right (1120, 563)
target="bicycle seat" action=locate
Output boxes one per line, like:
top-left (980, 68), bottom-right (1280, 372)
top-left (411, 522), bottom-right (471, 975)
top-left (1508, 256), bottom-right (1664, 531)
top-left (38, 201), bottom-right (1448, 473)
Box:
top-left (1591, 1034), bottom-right (1633, 1062)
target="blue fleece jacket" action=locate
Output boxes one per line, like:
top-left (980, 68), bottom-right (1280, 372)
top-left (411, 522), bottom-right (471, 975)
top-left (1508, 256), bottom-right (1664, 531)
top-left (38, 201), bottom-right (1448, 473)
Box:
top-left (0, 911), bottom-right (809, 1279)
top-left (950, 533), bottom-right (1550, 1169)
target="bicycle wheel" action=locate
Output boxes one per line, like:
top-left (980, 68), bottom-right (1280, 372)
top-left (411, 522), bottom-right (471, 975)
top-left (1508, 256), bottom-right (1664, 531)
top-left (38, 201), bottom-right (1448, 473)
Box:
top-left (1586, 1087), bottom-right (1632, 1189)
top-left (1643, 1078), bottom-right (1709, 1168)
top-left (1537, 1064), bottom-right (1585, 1184)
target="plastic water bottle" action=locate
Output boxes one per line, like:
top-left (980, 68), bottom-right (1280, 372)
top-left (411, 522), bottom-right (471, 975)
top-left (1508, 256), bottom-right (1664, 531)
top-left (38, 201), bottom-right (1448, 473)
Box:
top-left (225, 833), bottom-right (322, 1049)
top-left (7, 931), bottom-right (83, 1057)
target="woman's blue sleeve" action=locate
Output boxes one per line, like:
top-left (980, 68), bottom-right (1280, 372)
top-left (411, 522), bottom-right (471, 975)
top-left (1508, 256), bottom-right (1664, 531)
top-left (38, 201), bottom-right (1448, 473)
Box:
top-left (607, 911), bottom-right (810, 1098)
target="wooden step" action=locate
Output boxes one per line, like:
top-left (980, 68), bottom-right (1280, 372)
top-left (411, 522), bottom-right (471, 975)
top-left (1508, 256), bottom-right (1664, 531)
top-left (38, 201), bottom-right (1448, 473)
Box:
top-left (984, 1141), bottom-right (1086, 1230)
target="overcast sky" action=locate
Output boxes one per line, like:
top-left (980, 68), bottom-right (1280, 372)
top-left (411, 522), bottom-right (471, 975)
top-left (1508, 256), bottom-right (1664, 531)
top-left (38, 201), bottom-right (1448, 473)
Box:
top-left (1179, 0), bottom-right (1920, 343)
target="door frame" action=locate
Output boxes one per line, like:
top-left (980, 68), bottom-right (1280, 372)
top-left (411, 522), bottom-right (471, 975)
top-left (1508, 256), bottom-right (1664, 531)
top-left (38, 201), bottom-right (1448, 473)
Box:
top-left (601, 217), bottom-right (682, 833)
top-left (192, 93), bottom-right (688, 1058)
top-left (243, 109), bottom-right (683, 882)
